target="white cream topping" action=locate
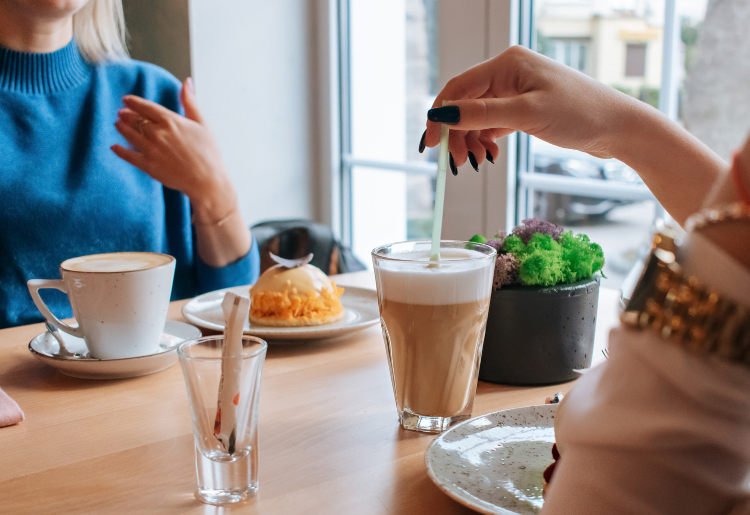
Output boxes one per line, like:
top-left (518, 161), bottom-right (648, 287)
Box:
top-left (63, 252), bottom-right (172, 272)
top-left (375, 249), bottom-right (494, 305)
top-left (250, 264), bottom-right (334, 295)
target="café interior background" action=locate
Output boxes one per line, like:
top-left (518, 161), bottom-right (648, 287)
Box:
top-left (123, 0), bottom-right (747, 291)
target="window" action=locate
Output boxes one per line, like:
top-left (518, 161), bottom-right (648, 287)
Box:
top-left (625, 43), bottom-right (647, 77)
top-left (544, 39), bottom-right (590, 74)
top-left (338, 0), bottom-right (715, 288)
top-left (343, 0), bottom-right (440, 264)
top-left (340, 0), bottom-right (511, 265)
top-left (525, 0), bottom-right (687, 290)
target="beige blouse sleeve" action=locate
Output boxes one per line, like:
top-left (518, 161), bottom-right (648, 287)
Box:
top-left (541, 232), bottom-right (750, 515)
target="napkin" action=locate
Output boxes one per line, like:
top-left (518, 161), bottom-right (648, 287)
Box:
top-left (0, 387), bottom-right (24, 427)
top-left (543, 233), bottom-right (750, 515)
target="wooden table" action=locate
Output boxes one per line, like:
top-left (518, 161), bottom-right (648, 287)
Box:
top-left (0, 272), bottom-right (620, 514)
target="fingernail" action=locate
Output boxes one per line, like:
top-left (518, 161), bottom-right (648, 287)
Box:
top-left (418, 130), bottom-right (426, 154)
top-left (428, 105), bottom-right (460, 125)
top-left (186, 77), bottom-right (195, 93)
top-left (449, 153), bottom-right (458, 176)
top-left (486, 150), bottom-right (494, 164)
top-left (468, 152), bottom-right (479, 172)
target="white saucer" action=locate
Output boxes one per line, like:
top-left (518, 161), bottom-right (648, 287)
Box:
top-left (28, 320), bottom-right (202, 380)
top-left (426, 404), bottom-right (557, 515)
top-left (182, 285), bottom-right (380, 340)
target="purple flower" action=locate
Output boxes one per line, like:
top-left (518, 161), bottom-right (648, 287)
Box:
top-left (486, 238), bottom-right (504, 252)
top-left (512, 218), bottom-right (563, 244)
top-left (494, 253), bottom-right (519, 290)
top-left (484, 231), bottom-right (507, 253)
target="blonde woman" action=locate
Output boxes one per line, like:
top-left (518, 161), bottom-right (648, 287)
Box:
top-left (0, 0), bottom-right (258, 328)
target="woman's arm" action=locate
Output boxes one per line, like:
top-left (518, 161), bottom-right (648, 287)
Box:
top-left (424, 46), bottom-right (726, 225)
top-left (692, 134), bottom-right (750, 271)
top-left (111, 79), bottom-right (251, 267)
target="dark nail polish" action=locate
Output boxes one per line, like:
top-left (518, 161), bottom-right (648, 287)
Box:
top-left (449, 153), bottom-right (458, 176)
top-left (419, 130), bottom-right (426, 154)
top-left (468, 152), bottom-right (479, 172)
top-left (427, 105), bottom-right (460, 125)
top-left (486, 150), bottom-right (494, 164)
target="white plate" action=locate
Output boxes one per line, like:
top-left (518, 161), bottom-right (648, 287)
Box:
top-left (182, 285), bottom-right (380, 340)
top-left (28, 320), bottom-right (202, 380)
top-left (426, 404), bottom-right (557, 515)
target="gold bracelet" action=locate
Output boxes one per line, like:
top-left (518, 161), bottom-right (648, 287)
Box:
top-left (621, 230), bottom-right (750, 366)
top-left (684, 201), bottom-right (750, 232)
top-left (191, 202), bottom-right (239, 228)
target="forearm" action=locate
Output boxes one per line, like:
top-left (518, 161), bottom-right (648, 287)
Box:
top-left (193, 210), bottom-right (252, 268)
top-left (693, 143), bottom-right (750, 272)
top-left (191, 188), bottom-right (252, 268)
top-left (608, 97), bottom-right (726, 225)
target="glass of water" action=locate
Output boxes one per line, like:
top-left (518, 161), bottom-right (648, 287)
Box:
top-left (178, 335), bottom-right (267, 505)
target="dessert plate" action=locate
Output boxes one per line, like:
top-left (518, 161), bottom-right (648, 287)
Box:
top-left (29, 320), bottom-right (201, 380)
top-left (426, 404), bottom-right (557, 515)
top-left (182, 285), bottom-right (380, 340)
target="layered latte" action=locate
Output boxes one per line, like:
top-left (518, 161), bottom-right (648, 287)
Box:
top-left (374, 246), bottom-right (495, 430)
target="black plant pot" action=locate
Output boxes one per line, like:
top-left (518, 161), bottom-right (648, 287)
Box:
top-left (479, 276), bottom-right (600, 385)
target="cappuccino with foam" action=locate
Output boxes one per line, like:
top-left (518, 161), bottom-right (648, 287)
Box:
top-left (63, 252), bottom-right (173, 273)
top-left (28, 252), bottom-right (176, 359)
top-left (373, 243), bottom-right (495, 433)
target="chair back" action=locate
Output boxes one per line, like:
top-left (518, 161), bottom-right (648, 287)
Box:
top-left (251, 219), bottom-right (366, 275)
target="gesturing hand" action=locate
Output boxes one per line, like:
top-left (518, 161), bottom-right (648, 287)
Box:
top-left (111, 78), bottom-right (235, 223)
top-left (423, 46), bottom-right (632, 167)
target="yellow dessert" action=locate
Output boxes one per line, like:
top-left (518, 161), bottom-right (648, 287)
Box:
top-left (249, 264), bottom-right (345, 327)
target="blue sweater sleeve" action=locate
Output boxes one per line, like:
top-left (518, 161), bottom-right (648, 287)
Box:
top-left (195, 234), bottom-right (260, 292)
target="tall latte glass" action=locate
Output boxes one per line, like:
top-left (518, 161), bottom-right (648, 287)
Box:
top-left (372, 241), bottom-right (496, 433)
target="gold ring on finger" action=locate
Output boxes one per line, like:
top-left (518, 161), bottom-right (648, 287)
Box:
top-left (136, 118), bottom-right (152, 135)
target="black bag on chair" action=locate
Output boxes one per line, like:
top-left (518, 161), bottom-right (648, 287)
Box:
top-left (250, 219), bottom-right (366, 276)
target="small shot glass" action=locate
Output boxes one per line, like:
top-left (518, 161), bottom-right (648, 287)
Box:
top-left (178, 335), bottom-right (267, 505)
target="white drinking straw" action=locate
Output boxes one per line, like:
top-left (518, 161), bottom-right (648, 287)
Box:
top-left (430, 101), bottom-right (451, 262)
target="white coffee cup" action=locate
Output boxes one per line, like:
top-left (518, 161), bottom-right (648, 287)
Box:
top-left (27, 252), bottom-right (176, 360)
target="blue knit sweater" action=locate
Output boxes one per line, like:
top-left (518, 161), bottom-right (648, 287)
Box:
top-left (0, 40), bottom-right (259, 329)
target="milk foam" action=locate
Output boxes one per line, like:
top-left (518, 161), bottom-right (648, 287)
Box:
top-left (63, 252), bottom-right (172, 273)
top-left (376, 249), bottom-right (494, 305)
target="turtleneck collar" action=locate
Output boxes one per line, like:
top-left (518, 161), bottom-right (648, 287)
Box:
top-left (0, 39), bottom-right (91, 94)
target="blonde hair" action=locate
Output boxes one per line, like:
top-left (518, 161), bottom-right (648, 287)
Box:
top-left (72, 0), bottom-right (129, 62)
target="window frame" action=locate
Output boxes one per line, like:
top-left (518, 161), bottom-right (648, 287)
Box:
top-left (329, 0), bottom-right (681, 249)
top-left (515, 0), bottom-right (679, 223)
top-left (334, 0), bottom-right (520, 250)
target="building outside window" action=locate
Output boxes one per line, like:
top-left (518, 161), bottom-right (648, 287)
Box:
top-left (526, 0), bottom-right (703, 290)
top-left (542, 38), bottom-right (590, 74)
top-left (625, 43), bottom-right (648, 77)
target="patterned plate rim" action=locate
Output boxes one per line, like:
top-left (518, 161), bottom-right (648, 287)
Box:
top-left (425, 404), bottom-right (558, 515)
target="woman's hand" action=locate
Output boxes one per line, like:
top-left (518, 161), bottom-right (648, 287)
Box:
top-left (424, 46), bottom-right (629, 166)
top-left (111, 79), bottom-right (251, 267)
top-left (111, 78), bottom-right (235, 224)
top-left (425, 45), bottom-right (725, 224)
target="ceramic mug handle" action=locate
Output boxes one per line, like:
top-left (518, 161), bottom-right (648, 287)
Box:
top-left (27, 279), bottom-right (85, 338)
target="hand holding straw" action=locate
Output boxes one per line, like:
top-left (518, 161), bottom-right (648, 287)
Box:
top-left (214, 291), bottom-right (249, 455)
top-left (430, 101), bottom-right (452, 262)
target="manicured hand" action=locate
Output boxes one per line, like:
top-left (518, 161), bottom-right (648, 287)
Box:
top-left (423, 46), bottom-right (635, 167)
top-left (111, 78), bottom-right (235, 222)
